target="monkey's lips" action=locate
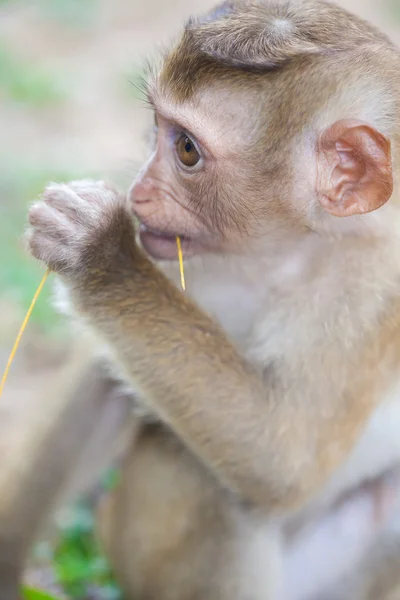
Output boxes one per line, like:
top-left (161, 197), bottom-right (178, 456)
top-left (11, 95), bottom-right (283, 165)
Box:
top-left (139, 224), bottom-right (195, 260)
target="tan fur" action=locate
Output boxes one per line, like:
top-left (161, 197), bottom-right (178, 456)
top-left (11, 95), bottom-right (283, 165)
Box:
top-left (3, 1), bottom-right (400, 599)
top-left (97, 425), bottom-right (279, 600)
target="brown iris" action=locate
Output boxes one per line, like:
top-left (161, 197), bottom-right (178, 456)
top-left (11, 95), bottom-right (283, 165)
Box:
top-left (176, 134), bottom-right (200, 167)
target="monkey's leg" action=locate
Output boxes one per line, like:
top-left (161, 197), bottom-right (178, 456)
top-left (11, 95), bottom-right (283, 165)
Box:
top-left (315, 530), bottom-right (400, 600)
top-left (320, 496), bottom-right (400, 600)
top-left (360, 531), bottom-right (400, 600)
top-left (98, 423), bottom-right (282, 600)
top-left (0, 356), bottom-right (134, 600)
top-left (281, 470), bottom-right (400, 600)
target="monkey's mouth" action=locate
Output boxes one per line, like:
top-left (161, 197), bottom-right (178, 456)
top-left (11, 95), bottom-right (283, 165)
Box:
top-left (138, 223), bottom-right (195, 260)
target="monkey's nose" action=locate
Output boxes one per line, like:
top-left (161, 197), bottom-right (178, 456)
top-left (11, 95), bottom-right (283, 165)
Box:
top-left (129, 178), bottom-right (154, 206)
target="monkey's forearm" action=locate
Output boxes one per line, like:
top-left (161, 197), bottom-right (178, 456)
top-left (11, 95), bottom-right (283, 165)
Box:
top-left (70, 263), bottom-right (323, 509)
top-left (72, 268), bottom-right (269, 499)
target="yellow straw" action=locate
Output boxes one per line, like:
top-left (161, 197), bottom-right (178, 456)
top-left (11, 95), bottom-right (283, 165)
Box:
top-left (0, 234), bottom-right (183, 398)
top-left (176, 236), bottom-right (185, 291)
top-left (0, 268), bottom-right (50, 398)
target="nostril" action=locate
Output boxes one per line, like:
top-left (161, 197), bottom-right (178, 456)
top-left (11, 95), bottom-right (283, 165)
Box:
top-left (133, 197), bottom-right (151, 204)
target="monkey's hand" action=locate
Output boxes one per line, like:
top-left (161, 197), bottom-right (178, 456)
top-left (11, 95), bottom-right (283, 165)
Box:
top-left (27, 180), bottom-right (140, 283)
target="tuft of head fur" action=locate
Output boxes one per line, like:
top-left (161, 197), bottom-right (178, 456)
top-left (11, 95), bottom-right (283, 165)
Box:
top-left (159, 0), bottom-right (398, 100)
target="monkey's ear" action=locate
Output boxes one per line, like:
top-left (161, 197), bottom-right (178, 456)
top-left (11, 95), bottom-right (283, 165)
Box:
top-left (318, 119), bottom-right (393, 217)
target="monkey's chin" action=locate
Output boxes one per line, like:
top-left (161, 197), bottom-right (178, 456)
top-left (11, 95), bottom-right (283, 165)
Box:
top-left (139, 229), bottom-right (196, 260)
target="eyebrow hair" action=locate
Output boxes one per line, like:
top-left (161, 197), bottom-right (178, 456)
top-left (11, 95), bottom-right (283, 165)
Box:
top-left (145, 84), bottom-right (211, 152)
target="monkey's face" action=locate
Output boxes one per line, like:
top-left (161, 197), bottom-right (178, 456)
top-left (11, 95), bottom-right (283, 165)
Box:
top-left (129, 84), bottom-right (285, 261)
top-left (130, 62), bottom-right (394, 263)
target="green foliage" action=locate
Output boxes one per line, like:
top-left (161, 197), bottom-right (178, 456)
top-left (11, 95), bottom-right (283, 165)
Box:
top-left (22, 587), bottom-right (59, 600)
top-left (53, 500), bottom-right (123, 600)
top-left (38, 0), bottom-right (99, 28)
top-left (0, 0), bottom-right (99, 26)
top-left (27, 470), bottom-right (122, 599)
top-left (0, 45), bottom-right (67, 109)
top-left (386, 0), bottom-right (400, 21)
top-left (102, 467), bottom-right (121, 492)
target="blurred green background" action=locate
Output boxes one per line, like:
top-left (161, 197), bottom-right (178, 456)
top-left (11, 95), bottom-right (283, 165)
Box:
top-left (0, 0), bottom-right (399, 597)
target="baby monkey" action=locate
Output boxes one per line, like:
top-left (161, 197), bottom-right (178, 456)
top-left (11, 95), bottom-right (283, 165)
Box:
top-left (8, 0), bottom-right (400, 598)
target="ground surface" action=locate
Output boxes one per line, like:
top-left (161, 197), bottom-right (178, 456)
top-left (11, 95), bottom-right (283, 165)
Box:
top-left (1, 0), bottom-right (400, 598)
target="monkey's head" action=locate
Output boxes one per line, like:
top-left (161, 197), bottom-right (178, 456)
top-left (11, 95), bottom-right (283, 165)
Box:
top-left (130, 0), bottom-right (400, 262)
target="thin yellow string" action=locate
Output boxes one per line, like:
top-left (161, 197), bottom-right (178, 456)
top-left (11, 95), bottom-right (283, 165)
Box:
top-left (0, 236), bottom-right (183, 398)
top-left (0, 268), bottom-right (50, 398)
top-left (176, 236), bottom-right (185, 291)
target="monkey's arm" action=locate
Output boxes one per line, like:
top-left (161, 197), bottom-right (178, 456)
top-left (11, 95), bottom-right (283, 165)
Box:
top-left (27, 181), bottom-right (377, 510)
top-left (0, 353), bottom-right (134, 593)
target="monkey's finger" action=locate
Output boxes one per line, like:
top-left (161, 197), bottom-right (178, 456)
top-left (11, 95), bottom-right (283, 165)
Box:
top-left (43, 183), bottom-right (87, 220)
top-left (29, 202), bottom-right (76, 240)
top-left (26, 228), bottom-right (71, 272)
top-left (67, 179), bottom-right (124, 206)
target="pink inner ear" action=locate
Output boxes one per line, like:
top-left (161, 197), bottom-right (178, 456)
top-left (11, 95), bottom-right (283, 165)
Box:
top-left (318, 119), bottom-right (393, 218)
top-left (334, 145), bottom-right (365, 185)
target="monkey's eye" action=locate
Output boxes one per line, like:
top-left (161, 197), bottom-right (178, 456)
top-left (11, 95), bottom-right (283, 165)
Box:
top-left (176, 133), bottom-right (201, 168)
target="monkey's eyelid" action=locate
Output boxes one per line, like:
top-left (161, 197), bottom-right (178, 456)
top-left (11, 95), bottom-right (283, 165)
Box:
top-left (153, 105), bottom-right (211, 156)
